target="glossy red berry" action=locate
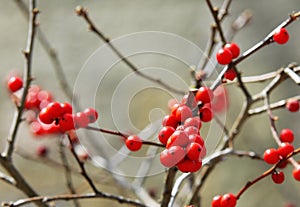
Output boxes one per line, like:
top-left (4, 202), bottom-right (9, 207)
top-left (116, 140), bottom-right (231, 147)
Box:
top-left (175, 105), bottom-right (193, 122)
top-left (286, 99), bottom-right (299, 112)
top-left (184, 126), bottom-right (199, 136)
top-left (273, 28), bottom-right (289, 44)
top-left (176, 158), bottom-right (202, 173)
top-left (125, 135), bottom-right (142, 151)
top-left (211, 195), bottom-right (222, 207)
top-left (61, 102), bottom-right (73, 115)
top-left (220, 193), bottom-right (237, 207)
top-left (84, 108), bottom-right (98, 123)
top-left (199, 105), bottom-right (214, 122)
top-left (160, 146), bottom-right (185, 167)
top-left (7, 76), bottom-right (23, 92)
top-left (189, 134), bottom-right (205, 147)
top-left (184, 117), bottom-right (202, 130)
top-left (166, 130), bottom-right (189, 148)
top-left (186, 142), bottom-right (202, 161)
top-left (224, 68), bottom-right (236, 81)
top-left (58, 113), bottom-right (75, 132)
top-left (46, 102), bottom-right (64, 120)
top-left (280, 128), bottom-right (294, 143)
top-left (196, 86), bottom-right (214, 104)
top-left (292, 166), bottom-right (300, 181)
top-left (74, 112), bottom-right (90, 128)
top-left (158, 126), bottom-right (175, 145)
top-left (216, 48), bottom-right (232, 65)
top-left (277, 142), bottom-right (294, 158)
top-left (171, 103), bottom-right (181, 115)
top-left (224, 43), bottom-right (240, 59)
top-left (271, 171), bottom-right (285, 184)
top-left (162, 114), bottom-right (178, 129)
top-left (263, 148), bottom-right (279, 164)
top-left (39, 107), bottom-right (53, 124)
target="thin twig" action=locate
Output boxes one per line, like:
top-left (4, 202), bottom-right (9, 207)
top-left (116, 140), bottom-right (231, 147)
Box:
top-left (58, 141), bottom-right (81, 207)
top-left (161, 167), bottom-right (177, 207)
top-left (75, 6), bottom-right (185, 95)
top-left (2, 192), bottom-right (148, 207)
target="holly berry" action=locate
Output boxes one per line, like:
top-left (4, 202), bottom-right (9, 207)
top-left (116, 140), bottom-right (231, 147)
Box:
top-left (292, 166), bottom-right (300, 181)
top-left (216, 48), bottom-right (232, 65)
top-left (286, 99), bottom-right (299, 112)
top-left (211, 195), bottom-right (222, 207)
top-left (189, 134), bottom-right (205, 147)
top-left (7, 76), bottom-right (23, 92)
top-left (184, 117), bottom-right (202, 130)
top-left (196, 86), bottom-right (214, 104)
top-left (199, 105), bottom-right (214, 122)
top-left (158, 126), bottom-right (175, 145)
top-left (162, 114), bottom-right (178, 129)
top-left (125, 135), bottom-right (142, 151)
top-left (273, 28), bottom-right (289, 44)
top-left (224, 43), bottom-right (240, 59)
top-left (184, 126), bottom-right (199, 136)
top-left (39, 107), bottom-right (53, 124)
top-left (271, 171), bottom-right (285, 184)
top-left (166, 130), bottom-right (189, 148)
top-left (224, 68), bottom-right (236, 81)
top-left (280, 128), bottom-right (294, 143)
top-left (175, 105), bottom-right (193, 123)
top-left (277, 142), bottom-right (294, 158)
top-left (61, 102), bottom-right (73, 115)
top-left (186, 142), bottom-right (202, 161)
top-left (84, 108), bottom-right (98, 123)
top-left (220, 193), bottom-right (237, 207)
top-left (58, 113), bottom-right (75, 132)
top-left (160, 146), bottom-right (185, 167)
top-left (46, 102), bottom-right (64, 120)
top-left (176, 158), bottom-right (202, 173)
top-left (263, 148), bottom-right (279, 164)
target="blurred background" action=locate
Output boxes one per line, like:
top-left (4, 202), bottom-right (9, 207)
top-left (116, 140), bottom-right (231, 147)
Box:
top-left (0, 0), bottom-right (299, 206)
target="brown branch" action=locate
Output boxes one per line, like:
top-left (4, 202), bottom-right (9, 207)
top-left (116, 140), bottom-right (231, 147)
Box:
top-left (2, 192), bottom-right (148, 207)
top-left (161, 167), bottom-right (177, 207)
top-left (75, 6), bottom-right (185, 95)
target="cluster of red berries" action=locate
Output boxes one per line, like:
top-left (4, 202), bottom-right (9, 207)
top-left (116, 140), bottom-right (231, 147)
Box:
top-left (263, 127), bottom-right (300, 183)
top-left (216, 43), bottom-right (240, 81)
top-left (212, 193), bottom-right (237, 207)
top-left (158, 86), bottom-right (216, 172)
top-left (39, 102), bottom-right (98, 132)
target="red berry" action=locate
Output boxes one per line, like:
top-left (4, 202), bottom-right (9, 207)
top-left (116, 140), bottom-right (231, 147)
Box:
top-left (39, 107), bottom-right (54, 124)
top-left (37, 145), bottom-right (48, 157)
top-left (25, 92), bottom-right (40, 109)
top-left (58, 113), bottom-right (75, 132)
top-left (46, 102), bottom-right (64, 120)
top-left (224, 43), bottom-right (240, 59)
top-left (162, 114), bottom-right (179, 129)
top-left (171, 103), bottom-right (181, 115)
top-left (224, 68), bottom-right (236, 81)
top-left (273, 28), bottom-right (289, 44)
top-left (211, 195), bottom-right (222, 207)
top-left (292, 166), bottom-right (300, 181)
top-left (277, 142), bottom-right (294, 158)
top-left (278, 160), bottom-right (289, 169)
top-left (74, 112), bottom-right (90, 129)
top-left (220, 193), bottom-right (237, 207)
top-left (158, 126), bottom-right (175, 145)
top-left (184, 117), bottom-right (202, 130)
top-left (61, 102), bottom-right (73, 115)
top-left (189, 134), bottom-right (205, 147)
top-left (176, 158), bottom-right (202, 173)
top-left (286, 99), bottom-right (299, 112)
top-left (166, 130), bottom-right (189, 148)
top-left (199, 105), bottom-right (214, 122)
top-left (216, 48), bottom-right (232, 65)
top-left (7, 76), bottom-right (23, 92)
top-left (263, 148), bottom-right (279, 164)
top-left (196, 86), bottom-right (214, 104)
top-left (125, 135), bottom-right (142, 151)
top-left (84, 108), bottom-right (98, 123)
top-left (184, 126), bottom-right (199, 136)
top-left (280, 128), bottom-right (294, 143)
top-left (30, 121), bottom-right (45, 136)
top-left (186, 142), bottom-right (202, 161)
top-left (175, 105), bottom-right (193, 123)
top-left (200, 145), bottom-right (206, 158)
top-left (160, 146), bottom-right (185, 167)
top-left (271, 171), bottom-right (285, 184)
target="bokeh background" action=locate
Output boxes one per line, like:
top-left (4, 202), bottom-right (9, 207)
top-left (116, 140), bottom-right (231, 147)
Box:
top-left (0, 0), bottom-right (299, 206)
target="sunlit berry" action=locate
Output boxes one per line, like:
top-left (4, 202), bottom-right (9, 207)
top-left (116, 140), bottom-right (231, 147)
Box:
top-left (273, 28), bottom-right (289, 44)
top-left (196, 86), bottom-right (214, 104)
top-left (125, 135), bottom-right (142, 151)
top-left (158, 126), bottom-right (175, 145)
top-left (263, 148), bottom-right (279, 164)
top-left (280, 128), bottom-right (294, 143)
top-left (7, 76), bottom-right (23, 92)
top-left (286, 99), bottom-right (299, 112)
top-left (224, 43), bottom-right (240, 59)
top-left (216, 48), bottom-right (232, 65)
